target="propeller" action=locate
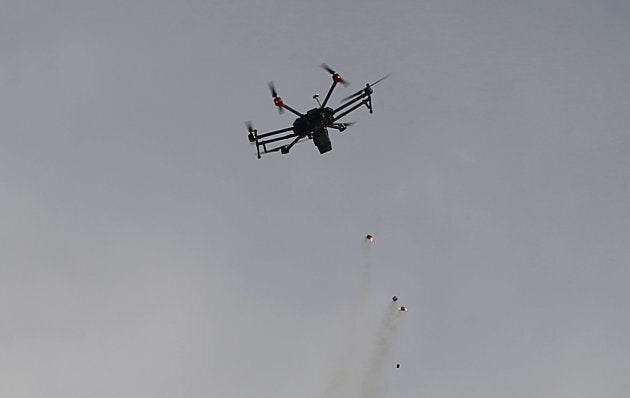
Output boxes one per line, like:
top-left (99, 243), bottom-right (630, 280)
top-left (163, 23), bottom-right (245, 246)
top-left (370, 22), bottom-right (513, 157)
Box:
top-left (268, 81), bottom-right (278, 98)
top-left (268, 81), bottom-right (284, 114)
top-left (369, 73), bottom-right (391, 87)
top-left (245, 121), bottom-right (257, 143)
top-left (341, 73), bottom-right (391, 102)
top-left (320, 63), bottom-right (350, 86)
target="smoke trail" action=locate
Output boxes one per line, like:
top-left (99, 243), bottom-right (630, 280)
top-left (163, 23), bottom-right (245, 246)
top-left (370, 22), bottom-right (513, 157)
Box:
top-left (360, 301), bottom-right (402, 398)
top-left (356, 239), bottom-right (374, 309)
top-left (324, 368), bottom-right (352, 398)
top-left (324, 238), bottom-right (375, 398)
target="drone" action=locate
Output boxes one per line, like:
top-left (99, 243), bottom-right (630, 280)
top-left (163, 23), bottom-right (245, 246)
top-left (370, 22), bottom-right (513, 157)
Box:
top-left (246, 64), bottom-right (389, 158)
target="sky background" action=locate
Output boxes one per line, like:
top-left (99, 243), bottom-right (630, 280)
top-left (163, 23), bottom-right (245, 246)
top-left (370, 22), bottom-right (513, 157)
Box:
top-left (1, 1), bottom-right (629, 397)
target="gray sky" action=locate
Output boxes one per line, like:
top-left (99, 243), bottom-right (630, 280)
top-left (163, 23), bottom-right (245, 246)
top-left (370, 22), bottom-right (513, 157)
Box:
top-left (1, 1), bottom-right (629, 397)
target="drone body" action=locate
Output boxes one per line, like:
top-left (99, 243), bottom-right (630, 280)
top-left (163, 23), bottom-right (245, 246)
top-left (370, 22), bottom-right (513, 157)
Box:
top-left (292, 106), bottom-right (335, 154)
top-left (246, 64), bottom-right (389, 158)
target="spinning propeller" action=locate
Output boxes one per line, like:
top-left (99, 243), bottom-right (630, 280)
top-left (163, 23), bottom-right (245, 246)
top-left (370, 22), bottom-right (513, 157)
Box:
top-left (341, 73), bottom-right (391, 102)
top-left (321, 63), bottom-right (350, 86)
top-left (268, 81), bottom-right (284, 114)
top-left (245, 121), bottom-right (257, 142)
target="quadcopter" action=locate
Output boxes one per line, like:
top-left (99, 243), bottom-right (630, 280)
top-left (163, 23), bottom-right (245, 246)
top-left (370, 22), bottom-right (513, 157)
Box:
top-left (246, 64), bottom-right (389, 158)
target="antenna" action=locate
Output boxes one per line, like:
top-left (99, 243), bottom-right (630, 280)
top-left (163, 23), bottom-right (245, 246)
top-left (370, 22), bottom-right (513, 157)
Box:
top-left (313, 93), bottom-right (322, 107)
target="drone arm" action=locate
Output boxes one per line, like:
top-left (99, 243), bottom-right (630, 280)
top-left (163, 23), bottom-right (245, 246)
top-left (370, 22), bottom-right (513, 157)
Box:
top-left (320, 81), bottom-right (338, 109)
top-left (260, 135), bottom-right (306, 156)
top-left (284, 135), bottom-right (303, 151)
top-left (328, 123), bottom-right (349, 132)
top-left (258, 132), bottom-right (299, 146)
top-left (333, 99), bottom-right (369, 122)
top-left (332, 91), bottom-right (369, 115)
top-left (279, 103), bottom-right (303, 117)
top-left (256, 126), bottom-right (294, 140)
top-left (252, 126), bottom-right (294, 159)
top-left (256, 130), bottom-right (301, 156)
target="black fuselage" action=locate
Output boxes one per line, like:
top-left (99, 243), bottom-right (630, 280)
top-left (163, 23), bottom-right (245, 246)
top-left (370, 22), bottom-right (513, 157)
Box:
top-left (292, 107), bottom-right (335, 135)
top-left (292, 107), bottom-right (334, 154)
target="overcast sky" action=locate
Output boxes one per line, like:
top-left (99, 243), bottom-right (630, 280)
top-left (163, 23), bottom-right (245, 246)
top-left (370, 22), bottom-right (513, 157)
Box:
top-left (1, 1), bottom-right (629, 397)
